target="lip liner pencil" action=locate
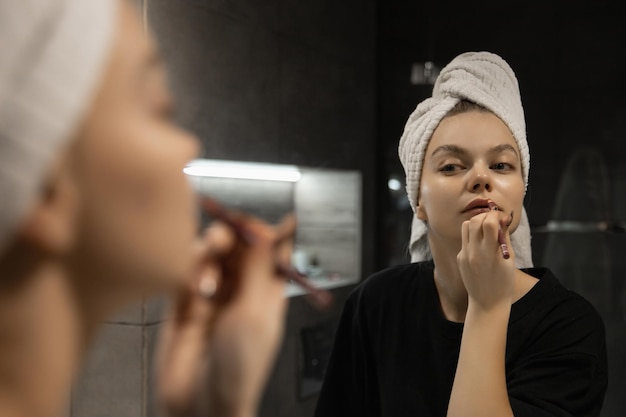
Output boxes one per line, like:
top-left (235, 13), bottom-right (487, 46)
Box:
top-left (488, 201), bottom-right (511, 260)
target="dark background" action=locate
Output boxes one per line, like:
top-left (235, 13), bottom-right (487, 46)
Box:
top-left (146, 0), bottom-right (626, 416)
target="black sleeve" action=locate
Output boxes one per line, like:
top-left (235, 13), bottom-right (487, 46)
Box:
top-left (313, 289), bottom-right (381, 417)
top-left (507, 298), bottom-right (608, 417)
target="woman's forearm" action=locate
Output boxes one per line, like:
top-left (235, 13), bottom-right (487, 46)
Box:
top-left (447, 303), bottom-right (514, 417)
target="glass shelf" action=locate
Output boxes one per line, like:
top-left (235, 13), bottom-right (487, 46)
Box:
top-left (285, 276), bottom-right (359, 298)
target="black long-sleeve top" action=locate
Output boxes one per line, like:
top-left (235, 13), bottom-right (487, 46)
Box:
top-left (314, 261), bottom-right (608, 417)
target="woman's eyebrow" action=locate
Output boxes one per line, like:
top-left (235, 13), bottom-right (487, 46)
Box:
top-left (430, 143), bottom-right (519, 159)
top-left (490, 143), bottom-right (519, 157)
top-left (430, 144), bottom-right (469, 158)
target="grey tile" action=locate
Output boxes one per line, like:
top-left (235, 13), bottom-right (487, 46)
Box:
top-left (295, 227), bottom-right (358, 278)
top-left (147, 1), bottom-right (281, 162)
top-left (106, 300), bottom-right (143, 325)
top-left (72, 324), bottom-right (144, 417)
top-left (294, 170), bottom-right (361, 228)
top-left (278, 39), bottom-right (375, 167)
top-left (278, 0), bottom-right (376, 65)
top-left (188, 0), bottom-right (280, 29)
top-left (106, 297), bottom-right (169, 326)
top-left (145, 296), bottom-right (170, 325)
top-left (145, 323), bottom-right (162, 417)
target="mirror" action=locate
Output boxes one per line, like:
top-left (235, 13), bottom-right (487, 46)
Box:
top-left (70, 1), bottom-right (625, 417)
top-left (185, 159), bottom-right (363, 296)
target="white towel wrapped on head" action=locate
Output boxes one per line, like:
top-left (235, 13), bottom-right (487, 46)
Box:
top-left (399, 51), bottom-right (533, 268)
top-left (0, 0), bottom-right (116, 255)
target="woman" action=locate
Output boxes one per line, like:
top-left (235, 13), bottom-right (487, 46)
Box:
top-left (314, 52), bottom-right (608, 417)
top-left (0, 1), bottom-right (292, 417)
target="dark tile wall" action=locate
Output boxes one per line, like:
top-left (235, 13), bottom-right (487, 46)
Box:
top-left (146, 1), bottom-right (377, 417)
top-left (147, 0), bottom-right (377, 274)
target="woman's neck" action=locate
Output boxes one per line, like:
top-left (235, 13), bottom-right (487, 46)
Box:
top-left (429, 239), bottom-right (469, 323)
top-left (0, 252), bottom-right (89, 417)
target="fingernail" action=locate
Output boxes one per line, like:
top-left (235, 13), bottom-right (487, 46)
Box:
top-left (197, 275), bottom-right (217, 299)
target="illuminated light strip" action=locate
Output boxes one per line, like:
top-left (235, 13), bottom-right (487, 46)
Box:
top-left (183, 159), bottom-right (301, 182)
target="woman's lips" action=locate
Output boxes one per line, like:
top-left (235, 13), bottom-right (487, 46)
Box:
top-left (462, 198), bottom-right (502, 215)
top-left (462, 206), bottom-right (492, 217)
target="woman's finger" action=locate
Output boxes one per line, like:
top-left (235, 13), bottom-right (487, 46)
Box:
top-left (461, 220), bottom-right (470, 248)
top-left (274, 213), bottom-right (297, 244)
top-left (273, 213), bottom-right (297, 268)
top-left (499, 211), bottom-right (515, 261)
top-left (199, 221), bottom-right (237, 260)
top-left (482, 209), bottom-right (501, 242)
top-left (156, 280), bottom-right (216, 415)
top-left (467, 213), bottom-right (486, 244)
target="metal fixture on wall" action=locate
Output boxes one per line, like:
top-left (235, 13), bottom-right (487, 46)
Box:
top-left (410, 61), bottom-right (440, 85)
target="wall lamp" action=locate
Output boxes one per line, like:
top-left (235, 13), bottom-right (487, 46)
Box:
top-left (183, 159), bottom-right (302, 182)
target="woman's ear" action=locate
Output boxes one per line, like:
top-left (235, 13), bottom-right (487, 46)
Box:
top-left (415, 197), bottom-right (428, 222)
top-left (17, 154), bottom-right (80, 255)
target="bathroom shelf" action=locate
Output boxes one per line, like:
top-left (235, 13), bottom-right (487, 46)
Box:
top-left (285, 276), bottom-right (359, 298)
top-left (532, 220), bottom-right (626, 233)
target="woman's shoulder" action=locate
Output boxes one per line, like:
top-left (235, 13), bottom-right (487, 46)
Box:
top-left (515, 266), bottom-right (605, 333)
top-left (523, 267), bottom-right (599, 307)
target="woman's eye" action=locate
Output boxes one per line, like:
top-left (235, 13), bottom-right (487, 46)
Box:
top-left (440, 164), bottom-right (461, 173)
top-left (491, 162), bottom-right (513, 171)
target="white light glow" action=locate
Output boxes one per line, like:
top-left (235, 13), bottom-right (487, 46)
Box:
top-left (388, 178), bottom-right (402, 191)
top-left (183, 159), bottom-right (301, 182)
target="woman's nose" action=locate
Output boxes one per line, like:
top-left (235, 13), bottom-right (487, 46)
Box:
top-left (469, 166), bottom-right (492, 192)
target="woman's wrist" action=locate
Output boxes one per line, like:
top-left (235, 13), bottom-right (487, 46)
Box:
top-left (466, 299), bottom-right (511, 323)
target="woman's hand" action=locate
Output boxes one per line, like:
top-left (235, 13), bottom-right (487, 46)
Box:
top-left (449, 207), bottom-right (517, 417)
top-left (457, 207), bottom-right (515, 312)
top-left (155, 212), bottom-right (296, 417)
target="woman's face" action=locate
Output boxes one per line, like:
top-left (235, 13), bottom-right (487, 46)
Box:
top-left (70, 0), bottom-right (200, 294)
top-left (416, 110), bottom-right (525, 251)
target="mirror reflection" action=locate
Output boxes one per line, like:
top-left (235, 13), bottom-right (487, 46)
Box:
top-left (185, 159), bottom-right (362, 295)
top-left (52, 1), bottom-right (623, 417)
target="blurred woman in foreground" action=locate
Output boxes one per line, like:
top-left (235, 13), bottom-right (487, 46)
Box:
top-left (0, 1), bottom-right (293, 416)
